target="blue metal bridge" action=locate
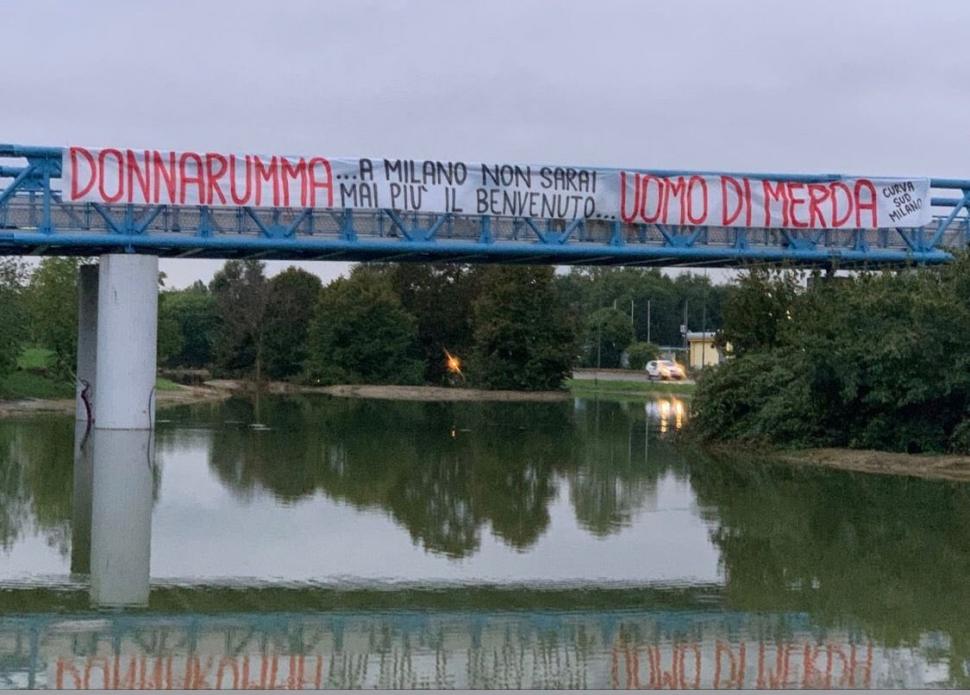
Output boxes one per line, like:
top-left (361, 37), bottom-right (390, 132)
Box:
top-left (2, 144), bottom-right (968, 267)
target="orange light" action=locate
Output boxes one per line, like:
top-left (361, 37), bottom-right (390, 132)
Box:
top-left (444, 348), bottom-right (464, 379)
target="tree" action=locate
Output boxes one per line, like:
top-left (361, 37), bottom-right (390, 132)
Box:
top-left (557, 267), bottom-right (728, 348)
top-left (210, 260), bottom-right (270, 380)
top-left (0, 259), bottom-right (28, 375)
top-left (160, 282), bottom-right (218, 368)
top-left (308, 266), bottom-right (423, 385)
top-left (25, 258), bottom-right (83, 379)
top-left (263, 267), bottom-right (323, 379)
top-left (625, 341), bottom-right (660, 370)
top-left (156, 295), bottom-right (184, 366)
top-left (468, 266), bottom-right (577, 391)
top-left (718, 266), bottom-right (802, 357)
top-left (582, 307), bottom-right (634, 368)
top-left (388, 264), bottom-right (480, 384)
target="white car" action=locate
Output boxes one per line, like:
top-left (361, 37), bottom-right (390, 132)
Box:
top-left (645, 359), bottom-right (686, 381)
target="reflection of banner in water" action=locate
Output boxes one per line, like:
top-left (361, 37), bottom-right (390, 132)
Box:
top-left (0, 612), bottom-right (946, 689)
top-left (50, 640), bottom-right (876, 690)
top-left (612, 639), bottom-right (874, 690)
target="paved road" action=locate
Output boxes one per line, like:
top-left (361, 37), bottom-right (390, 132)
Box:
top-left (572, 368), bottom-right (694, 385)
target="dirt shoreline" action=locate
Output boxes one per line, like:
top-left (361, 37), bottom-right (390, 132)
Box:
top-left (204, 380), bottom-right (570, 402)
top-left (0, 380), bottom-right (570, 418)
top-left (0, 383), bottom-right (235, 418)
top-left (775, 447), bottom-right (970, 483)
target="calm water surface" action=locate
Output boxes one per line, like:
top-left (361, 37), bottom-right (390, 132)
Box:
top-left (0, 394), bottom-right (968, 688)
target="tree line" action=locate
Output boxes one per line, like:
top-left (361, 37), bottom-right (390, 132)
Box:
top-left (0, 257), bottom-right (726, 391)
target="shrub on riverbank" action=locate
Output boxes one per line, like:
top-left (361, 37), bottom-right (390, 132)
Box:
top-left (691, 256), bottom-right (970, 454)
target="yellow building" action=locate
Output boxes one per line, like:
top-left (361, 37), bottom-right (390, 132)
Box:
top-left (686, 331), bottom-right (725, 369)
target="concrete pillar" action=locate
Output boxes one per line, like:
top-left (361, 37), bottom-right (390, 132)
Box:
top-left (89, 428), bottom-right (154, 607)
top-left (70, 422), bottom-right (93, 575)
top-left (75, 265), bottom-right (98, 423)
top-left (95, 254), bottom-right (158, 430)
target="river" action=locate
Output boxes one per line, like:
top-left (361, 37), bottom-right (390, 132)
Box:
top-left (0, 394), bottom-right (967, 689)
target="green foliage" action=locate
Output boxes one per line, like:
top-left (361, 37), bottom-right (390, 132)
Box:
top-left (210, 260), bottom-right (270, 378)
top-left (0, 259), bottom-right (29, 375)
top-left (950, 419), bottom-right (970, 454)
top-left (468, 266), bottom-right (577, 391)
top-left (160, 281), bottom-right (218, 368)
top-left (625, 341), bottom-right (660, 370)
top-left (388, 264), bottom-right (480, 384)
top-left (157, 294), bottom-right (184, 366)
top-left (263, 268), bottom-right (323, 380)
top-left (692, 255), bottom-right (970, 453)
top-left (558, 267), bottom-right (726, 348)
top-left (691, 348), bottom-right (818, 446)
top-left (24, 258), bottom-right (81, 379)
top-left (0, 370), bottom-right (74, 400)
top-left (154, 377), bottom-right (182, 392)
top-left (582, 308), bottom-right (633, 368)
top-left (17, 347), bottom-right (53, 371)
top-left (718, 266), bottom-right (802, 356)
top-left (308, 267), bottom-right (423, 385)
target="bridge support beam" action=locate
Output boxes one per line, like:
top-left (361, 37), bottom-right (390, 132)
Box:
top-left (75, 265), bottom-right (98, 423)
top-left (94, 254), bottom-right (158, 430)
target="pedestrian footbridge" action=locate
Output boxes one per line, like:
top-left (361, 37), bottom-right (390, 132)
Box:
top-left (2, 144), bottom-right (967, 268)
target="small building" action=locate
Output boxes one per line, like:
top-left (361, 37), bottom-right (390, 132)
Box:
top-left (686, 331), bottom-right (726, 369)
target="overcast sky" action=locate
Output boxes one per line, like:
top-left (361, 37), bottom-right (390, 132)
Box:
top-left (3, 0), bottom-right (969, 288)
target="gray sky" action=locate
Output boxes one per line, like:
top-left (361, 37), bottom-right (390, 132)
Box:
top-left (3, 0), bottom-right (968, 288)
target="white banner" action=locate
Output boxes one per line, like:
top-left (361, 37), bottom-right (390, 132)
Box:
top-left (61, 146), bottom-right (932, 229)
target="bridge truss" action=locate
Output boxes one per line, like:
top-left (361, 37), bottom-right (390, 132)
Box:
top-left (1, 145), bottom-right (968, 267)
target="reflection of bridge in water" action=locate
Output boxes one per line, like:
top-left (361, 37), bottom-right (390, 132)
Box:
top-left (0, 603), bottom-right (953, 689)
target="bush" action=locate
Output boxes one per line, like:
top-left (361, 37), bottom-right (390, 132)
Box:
top-left (625, 341), bottom-right (660, 370)
top-left (691, 348), bottom-right (820, 447)
top-left (949, 419), bottom-right (970, 455)
top-left (690, 256), bottom-right (970, 453)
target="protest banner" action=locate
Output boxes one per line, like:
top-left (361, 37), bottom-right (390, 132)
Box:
top-left (62, 146), bottom-right (932, 229)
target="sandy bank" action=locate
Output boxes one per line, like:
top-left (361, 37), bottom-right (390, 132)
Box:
top-left (777, 447), bottom-right (970, 483)
top-left (205, 380), bottom-right (569, 402)
top-left (0, 383), bottom-right (233, 418)
top-left (0, 380), bottom-right (569, 417)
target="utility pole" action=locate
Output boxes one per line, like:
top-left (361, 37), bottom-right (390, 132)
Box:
top-left (646, 299), bottom-right (651, 344)
top-left (701, 303), bottom-right (707, 369)
top-left (683, 299), bottom-right (689, 351)
top-left (596, 321), bottom-right (602, 386)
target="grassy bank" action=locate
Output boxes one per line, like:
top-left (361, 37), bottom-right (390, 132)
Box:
top-left (566, 377), bottom-right (695, 400)
top-left (0, 347), bottom-right (184, 401)
top-left (0, 347), bottom-right (72, 399)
